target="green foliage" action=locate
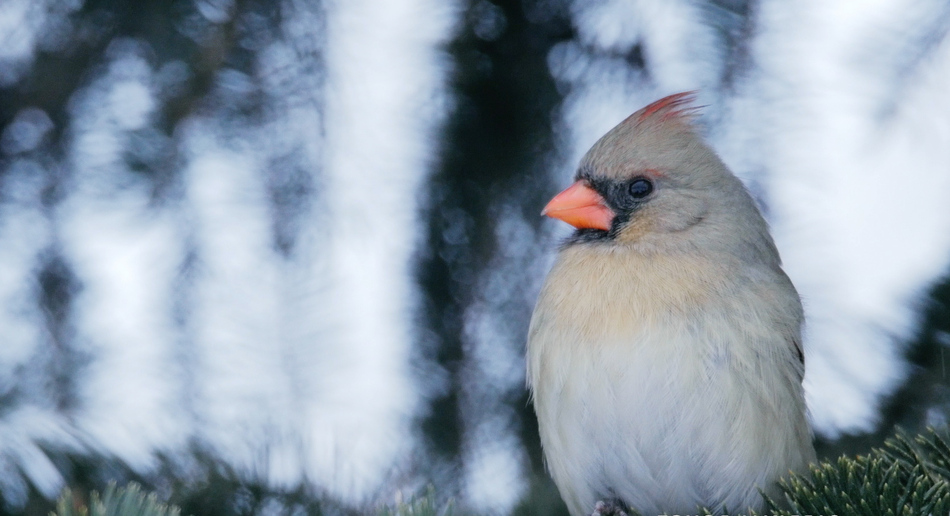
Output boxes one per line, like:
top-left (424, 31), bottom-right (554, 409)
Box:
top-left (765, 427), bottom-right (950, 516)
top-left (46, 427), bottom-right (950, 516)
top-left (378, 486), bottom-right (456, 516)
top-left (50, 482), bottom-right (458, 516)
top-left (52, 482), bottom-right (181, 516)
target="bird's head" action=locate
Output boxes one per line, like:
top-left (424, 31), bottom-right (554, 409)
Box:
top-left (543, 92), bottom-right (772, 259)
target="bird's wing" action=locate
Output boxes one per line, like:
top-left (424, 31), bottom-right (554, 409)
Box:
top-left (793, 337), bottom-right (804, 368)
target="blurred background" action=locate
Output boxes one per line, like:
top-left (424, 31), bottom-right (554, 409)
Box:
top-left (0, 0), bottom-right (949, 514)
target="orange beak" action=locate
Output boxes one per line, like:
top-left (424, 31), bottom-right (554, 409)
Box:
top-left (541, 181), bottom-right (614, 231)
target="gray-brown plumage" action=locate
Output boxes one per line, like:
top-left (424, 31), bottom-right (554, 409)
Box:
top-left (527, 92), bottom-right (815, 516)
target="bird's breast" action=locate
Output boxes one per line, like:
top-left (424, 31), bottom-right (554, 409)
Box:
top-left (529, 245), bottom-right (728, 346)
top-left (526, 245), bottom-right (810, 515)
top-left (527, 246), bottom-right (730, 430)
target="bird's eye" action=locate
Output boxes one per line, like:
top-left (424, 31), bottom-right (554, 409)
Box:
top-left (628, 178), bottom-right (653, 199)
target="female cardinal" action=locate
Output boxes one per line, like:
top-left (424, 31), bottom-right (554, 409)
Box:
top-left (527, 92), bottom-right (815, 516)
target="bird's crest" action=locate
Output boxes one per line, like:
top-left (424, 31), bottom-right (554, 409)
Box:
top-left (634, 91), bottom-right (700, 125)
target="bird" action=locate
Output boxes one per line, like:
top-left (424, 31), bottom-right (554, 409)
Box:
top-left (526, 92), bottom-right (815, 516)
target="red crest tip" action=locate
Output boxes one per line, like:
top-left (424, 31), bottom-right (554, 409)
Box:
top-left (636, 91), bottom-right (700, 124)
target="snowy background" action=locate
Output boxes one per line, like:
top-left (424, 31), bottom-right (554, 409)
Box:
top-left (0, 0), bottom-right (949, 514)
